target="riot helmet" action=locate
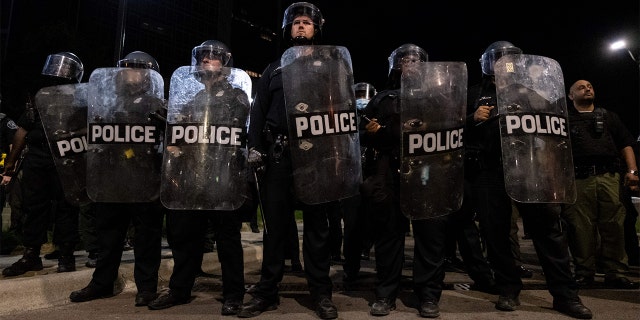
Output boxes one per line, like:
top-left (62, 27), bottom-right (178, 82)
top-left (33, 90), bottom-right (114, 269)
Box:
top-left (41, 52), bottom-right (84, 83)
top-left (191, 40), bottom-right (233, 84)
top-left (353, 82), bottom-right (376, 110)
top-left (116, 51), bottom-right (158, 96)
top-left (282, 2), bottom-right (324, 45)
top-left (480, 40), bottom-right (522, 76)
top-left (388, 43), bottom-right (428, 76)
top-left (191, 40), bottom-right (233, 68)
top-left (117, 51), bottom-right (160, 72)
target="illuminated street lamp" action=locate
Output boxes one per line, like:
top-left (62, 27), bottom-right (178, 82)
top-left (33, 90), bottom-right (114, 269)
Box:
top-left (610, 40), bottom-right (639, 70)
top-left (611, 39), bottom-right (640, 141)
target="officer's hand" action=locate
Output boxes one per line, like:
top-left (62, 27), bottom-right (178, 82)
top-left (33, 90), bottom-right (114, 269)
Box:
top-left (0, 174), bottom-right (12, 186)
top-left (167, 146), bottom-right (182, 157)
top-left (474, 105), bottom-right (494, 122)
top-left (365, 118), bottom-right (382, 133)
top-left (625, 172), bottom-right (639, 191)
top-left (248, 147), bottom-right (266, 171)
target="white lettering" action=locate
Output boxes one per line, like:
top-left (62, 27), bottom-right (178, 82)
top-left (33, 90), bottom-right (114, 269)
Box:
top-left (168, 125), bottom-right (242, 145)
top-left (407, 128), bottom-right (464, 154)
top-left (294, 111), bottom-right (358, 138)
top-left (505, 114), bottom-right (567, 136)
top-left (56, 136), bottom-right (88, 157)
top-left (295, 118), bottom-right (309, 137)
top-left (90, 124), bottom-right (156, 143)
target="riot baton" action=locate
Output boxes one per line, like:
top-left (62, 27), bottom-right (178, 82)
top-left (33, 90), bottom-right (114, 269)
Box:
top-left (253, 168), bottom-right (268, 234)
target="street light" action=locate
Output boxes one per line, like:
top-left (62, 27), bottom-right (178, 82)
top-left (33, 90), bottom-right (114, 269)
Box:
top-left (610, 39), bottom-right (640, 141)
top-left (610, 39), bottom-right (639, 69)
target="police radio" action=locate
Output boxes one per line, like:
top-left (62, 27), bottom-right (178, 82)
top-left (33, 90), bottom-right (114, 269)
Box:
top-left (594, 111), bottom-right (604, 134)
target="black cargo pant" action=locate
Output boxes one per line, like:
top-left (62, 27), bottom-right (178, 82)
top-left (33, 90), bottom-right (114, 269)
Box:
top-left (165, 209), bottom-right (245, 302)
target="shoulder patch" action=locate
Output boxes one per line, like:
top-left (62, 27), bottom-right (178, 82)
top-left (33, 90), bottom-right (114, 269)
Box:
top-left (6, 120), bottom-right (18, 130)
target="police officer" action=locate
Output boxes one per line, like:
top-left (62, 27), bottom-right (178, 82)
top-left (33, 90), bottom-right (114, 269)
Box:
top-left (0, 110), bottom-right (18, 226)
top-left (466, 41), bottom-right (592, 319)
top-left (1, 52), bottom-right (83, 276)
top-left (147, 40), bottom-right (249, 315)
top-left (69, 51), bottom-right (165, 307)
top-left (562, 79), bottom-right (639, 289)
top-left (362, 43), bottom-right (447, 318)
top-left (240, 2), bottom-right (341, 319)
top-left (341, 82), bottom-right (376, 283)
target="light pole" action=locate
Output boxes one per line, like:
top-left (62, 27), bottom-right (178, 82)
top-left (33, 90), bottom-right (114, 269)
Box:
top-left (114, 0), bottom-right (128, 66)
top-left (610, 39), bottom-right (640, 141)
top-left (610, 39), bottom-right (640, 71)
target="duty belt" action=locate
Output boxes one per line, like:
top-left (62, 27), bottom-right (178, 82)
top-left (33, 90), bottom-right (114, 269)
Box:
top-left (263, 126), bottom-right (289, 163)
top-left (574, 164), bottom-right (615, 179)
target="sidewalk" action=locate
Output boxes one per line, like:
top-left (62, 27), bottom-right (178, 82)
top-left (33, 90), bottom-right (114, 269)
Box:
top-left (0, 222), bottom-right (266, 316)
top-left (1, 221), bottom-right (639, 318)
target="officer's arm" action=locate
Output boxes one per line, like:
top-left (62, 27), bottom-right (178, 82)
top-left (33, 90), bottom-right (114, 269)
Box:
top-left (2, 126), bottom-right (27, 176)
top-left (621, 146), bottom-right (639, 189)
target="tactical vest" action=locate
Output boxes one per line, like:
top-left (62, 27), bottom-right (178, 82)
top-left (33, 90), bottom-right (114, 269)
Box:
top-left (568, 108), bottom-right (618, 163)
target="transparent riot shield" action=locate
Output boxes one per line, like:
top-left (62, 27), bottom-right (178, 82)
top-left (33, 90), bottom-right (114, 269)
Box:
top-left (281, 45), bottom-right (362, 205)
top-left (161, 66), bottom-right (251, 210)
top-left (495, 54), bottom-right (576, 203)
top-left (36, 83), bottom-right (90, 206)
top-left (399, 62), bottom-right (466, 219)
top-left (86, 67), bottom-right (165, 202)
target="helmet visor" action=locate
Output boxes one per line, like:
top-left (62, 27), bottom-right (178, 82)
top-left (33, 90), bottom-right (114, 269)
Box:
top-left (118, 60), bottom-right (156, 70)
top-left (480, 47), bottom-right (522, 75)
top-left (282, 2), bottom-right (324, 29)
top-left (41, 54), bottom-right (84, 83)
top-left (354, 83), bottom-right (376, 100)
top-left (388, 45), bottom-right (427, 75)
top-left (192, 46), bottom-right (231, 67)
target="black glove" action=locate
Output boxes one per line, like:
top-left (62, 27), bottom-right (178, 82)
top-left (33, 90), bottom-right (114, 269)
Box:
top-left (248, 147), bottom-right (266, 171)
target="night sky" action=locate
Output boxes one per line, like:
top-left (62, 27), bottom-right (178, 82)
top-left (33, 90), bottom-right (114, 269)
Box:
top-left (315, 1), bottom-right (639, 135)
top-left (2, 0), bottom-right (638, 135)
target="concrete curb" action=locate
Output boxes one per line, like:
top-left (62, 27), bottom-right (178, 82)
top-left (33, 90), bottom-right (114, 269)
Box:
top-left (0, 233), bottom-right (265, 316)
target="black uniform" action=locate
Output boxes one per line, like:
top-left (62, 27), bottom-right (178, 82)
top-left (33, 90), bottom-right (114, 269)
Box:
top-left (342, 143), bottom-right (377, 276)
top-left (164, 209), bottom-right (244, 302)
top-left (89, 201), bottom-right (163, 294)
top-left (360, 89), bottom-right (410, 303)
top-left (2, 73), bottom-right (84, 277)
top-left (16, 104), bottom-right (80, 259)
top-left (443, 180), bottom-right (496, 292)
top-left (466, 78), bottom-right (581, 303)
top-left (72, 74), bottom-right (165, 302)
top-left (246, 57), bottom-right (336, 305)
top-left (159, 74), bottom-right (249, 307)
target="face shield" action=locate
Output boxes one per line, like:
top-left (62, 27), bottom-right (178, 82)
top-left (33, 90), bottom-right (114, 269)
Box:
top-left (282, 2), bottom-right (324, 45)
top-left (41, 52), bottom-right (84, 83)
top-left (282, 2), bottom-right (324, 31)
top-left (116, 68), bottom-right (150, 96)
top-left (192, 40), bottom-right (232, 67)
top-left (388, 44), bottom-right (428, 76)
top-left (353, 82), bottom-right (376, 110)
top-left (480, 41), bottom-right (522, 75)
top-left (193, 49), bottom-right (231, 69)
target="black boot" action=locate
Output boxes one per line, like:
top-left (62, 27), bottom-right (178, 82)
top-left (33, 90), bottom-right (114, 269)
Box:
top-left (2, 247), bottom-right (43, 277)
top-left (57, 243), bottom-right (76, 273)
top-left (85, 251), bottom-right (99, 268)
top-left (44, 249), bottom-right (61, 260)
